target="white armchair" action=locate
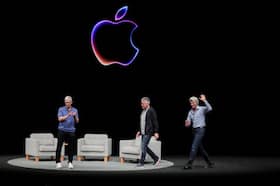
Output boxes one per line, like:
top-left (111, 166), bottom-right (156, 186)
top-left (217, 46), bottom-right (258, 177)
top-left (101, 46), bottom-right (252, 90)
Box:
top-left (25, 133), bottom-right (65, 162)
top-left (77, 134), bottom-right (112, 162)
top-left (119, 136), bottom-right (161, 163)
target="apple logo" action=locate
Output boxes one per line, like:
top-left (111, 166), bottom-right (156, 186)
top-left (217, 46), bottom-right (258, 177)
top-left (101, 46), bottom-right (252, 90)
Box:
top-left (91, 6), bottom-right (139, 66)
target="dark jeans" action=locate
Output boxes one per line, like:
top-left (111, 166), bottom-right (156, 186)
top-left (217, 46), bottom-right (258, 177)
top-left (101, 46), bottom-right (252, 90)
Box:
top-left (188, 127), bottom-right (210, 163)
top-left (140, 135), bottom-right (159, 164)
top-left (56, 130), bottom-right (75, 163)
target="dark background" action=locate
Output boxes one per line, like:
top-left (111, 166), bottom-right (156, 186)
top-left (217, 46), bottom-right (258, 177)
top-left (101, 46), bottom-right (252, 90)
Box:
top-left (1, 1), bottom-right (278, 157)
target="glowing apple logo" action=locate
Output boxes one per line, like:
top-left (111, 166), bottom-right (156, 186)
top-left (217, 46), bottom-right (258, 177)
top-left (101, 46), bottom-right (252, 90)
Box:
top-left (91, 6), bottom-right (139, 66)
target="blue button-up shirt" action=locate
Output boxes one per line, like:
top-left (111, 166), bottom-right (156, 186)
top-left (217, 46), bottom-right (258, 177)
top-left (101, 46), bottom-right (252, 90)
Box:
top-left (186, 101), bottom-right (212, 128)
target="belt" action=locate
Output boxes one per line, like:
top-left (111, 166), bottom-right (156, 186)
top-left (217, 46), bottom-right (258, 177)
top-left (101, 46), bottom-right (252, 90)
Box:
top-left (193, 126), bottom-right (206, 129)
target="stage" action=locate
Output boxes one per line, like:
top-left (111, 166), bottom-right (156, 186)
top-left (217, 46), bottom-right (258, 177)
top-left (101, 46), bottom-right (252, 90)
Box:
top-left (1, 155), bottom-right (280, 185)
top-left (7, 156), bottom-right (173, 171)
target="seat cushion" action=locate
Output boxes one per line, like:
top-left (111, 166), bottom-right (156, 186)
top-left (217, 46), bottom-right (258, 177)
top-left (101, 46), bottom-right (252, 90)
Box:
top-left (122, 145), bottom-right (140, 155)
top-left (38, 139), bottom-right (54, 145)
top-left (81, 145), bottom-right (105, 152)
top-left (39, 145), bottom-right (56, 152)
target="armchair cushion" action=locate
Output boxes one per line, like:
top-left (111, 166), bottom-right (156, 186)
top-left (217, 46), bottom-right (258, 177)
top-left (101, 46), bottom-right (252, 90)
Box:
top-left (81, 145), bottom-right (105, 152)
top-left (121, 146), bottom-right (140, 155)
top-left (39, 145), bottom-right (57, 152)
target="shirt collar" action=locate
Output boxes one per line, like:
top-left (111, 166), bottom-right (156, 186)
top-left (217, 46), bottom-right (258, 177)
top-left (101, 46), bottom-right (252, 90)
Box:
top-left (192, 106), bottom-right (200, 112)
top-left (144, 106), bottom-right (150, 111)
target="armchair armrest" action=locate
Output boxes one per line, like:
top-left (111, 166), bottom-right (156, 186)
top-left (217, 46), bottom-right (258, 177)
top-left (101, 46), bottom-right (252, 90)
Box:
top-left (148, 140), bottom-right (161, 160)
top-left (107, 138), bottom-right (112, 155)
top-left (25, 138), bottom-right (40, 156)
top-left (77, 138), bottom-right (85, 155)
top-left (119, 139), bottom-right (136, 157)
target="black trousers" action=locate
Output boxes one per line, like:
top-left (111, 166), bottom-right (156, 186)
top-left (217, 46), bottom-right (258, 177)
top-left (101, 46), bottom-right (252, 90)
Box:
top-left (56, 130), bottom-right (75, 163)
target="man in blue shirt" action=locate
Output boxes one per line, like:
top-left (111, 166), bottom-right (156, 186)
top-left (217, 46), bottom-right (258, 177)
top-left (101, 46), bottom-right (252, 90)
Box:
top-left (56, 96), bottom-right (79, 169)
top-left (184, 94), bottom-right (214, 169)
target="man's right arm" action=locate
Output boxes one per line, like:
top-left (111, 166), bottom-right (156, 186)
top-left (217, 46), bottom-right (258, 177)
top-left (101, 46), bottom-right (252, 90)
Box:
top-left (185, 111), bottom-right (191, 127)
top-left (58, 108), bottom-right (69, 122)
top-left (58, 115), bottom-right (68, 122)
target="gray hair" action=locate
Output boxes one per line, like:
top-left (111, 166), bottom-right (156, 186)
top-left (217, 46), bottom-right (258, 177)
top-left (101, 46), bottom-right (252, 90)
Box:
top-left (64, 96), bottom-right (73, 102)
top-left (141, 97), bottom-right (150, 103)
top-left (189, 96), bottom-right (199, 105)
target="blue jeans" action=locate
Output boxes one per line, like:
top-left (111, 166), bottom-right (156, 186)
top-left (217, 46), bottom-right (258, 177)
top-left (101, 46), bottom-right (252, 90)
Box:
top-left (188, 127), bottom-right (210, 163)
top-left (140, 135), bottom-right (159, 164)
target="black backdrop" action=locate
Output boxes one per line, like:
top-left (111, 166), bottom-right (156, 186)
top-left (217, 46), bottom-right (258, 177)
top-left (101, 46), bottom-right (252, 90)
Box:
top-left (1, 1), bottom-right (278, 156)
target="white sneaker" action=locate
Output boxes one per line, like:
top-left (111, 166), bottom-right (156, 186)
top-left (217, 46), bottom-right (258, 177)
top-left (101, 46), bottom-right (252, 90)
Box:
top-left (153, 159), bottom-right (160, 166)
top-left (56, 163), bottom-right (62, 168)
top-left (68, 162), bottom-right (74, 169)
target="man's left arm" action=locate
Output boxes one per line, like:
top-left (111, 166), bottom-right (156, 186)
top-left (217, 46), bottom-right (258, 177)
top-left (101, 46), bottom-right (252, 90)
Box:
top-left (74, 109), bottom-right (79, 123)
top-left (199, 94), bottom-right (212, 112)
top-left (151, 108), bottom-right (159, 139)
top-left (204, 100), bottom-right (212, 112)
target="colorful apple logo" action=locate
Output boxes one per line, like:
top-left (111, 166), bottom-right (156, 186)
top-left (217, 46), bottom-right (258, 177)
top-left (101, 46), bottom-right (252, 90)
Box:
top-left (91, 6), bottom-right (139, 66)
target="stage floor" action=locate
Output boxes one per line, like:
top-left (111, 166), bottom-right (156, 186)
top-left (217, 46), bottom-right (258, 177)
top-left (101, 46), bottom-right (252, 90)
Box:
top-left (1, 155), bottom-right (280, 185)
top-left (7, 156), bottom-right (173, 171)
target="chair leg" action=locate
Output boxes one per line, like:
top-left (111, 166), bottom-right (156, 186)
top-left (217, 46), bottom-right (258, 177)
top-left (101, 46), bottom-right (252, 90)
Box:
top-left (104, 156), bottom-right (108, 163)
top-left (25, 155), bottom-right (30, 160)
top-left (35, 156), bottom-right (39, 162)
top-left (120, 157), bottom-right (124, 164)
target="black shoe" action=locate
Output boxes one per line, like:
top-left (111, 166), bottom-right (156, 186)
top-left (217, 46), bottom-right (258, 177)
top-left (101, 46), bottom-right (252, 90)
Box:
top-left (136, 163), bottom-right (144, 168)
top-left (205, 162), bottom-right (214, 168)
top-left (184, 164), bottom-right (192, 169)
